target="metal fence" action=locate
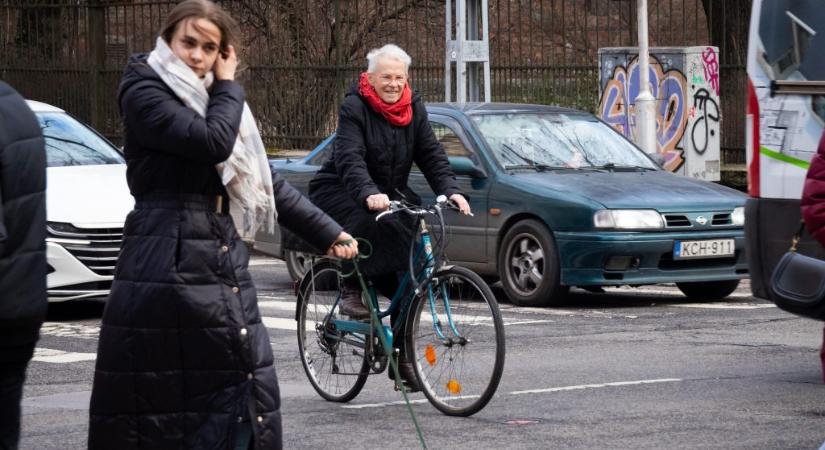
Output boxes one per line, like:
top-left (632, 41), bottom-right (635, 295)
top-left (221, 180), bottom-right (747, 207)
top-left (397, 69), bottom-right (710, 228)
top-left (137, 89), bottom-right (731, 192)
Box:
top-left (0, 0), bottom-right (749, 170)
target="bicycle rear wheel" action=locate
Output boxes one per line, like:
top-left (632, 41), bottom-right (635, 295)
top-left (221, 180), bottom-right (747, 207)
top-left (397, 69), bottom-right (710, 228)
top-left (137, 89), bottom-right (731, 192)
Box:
top-left (405, 265), bottom-right (505, 416)
top-left (297, 260), bottom-right (369, 402)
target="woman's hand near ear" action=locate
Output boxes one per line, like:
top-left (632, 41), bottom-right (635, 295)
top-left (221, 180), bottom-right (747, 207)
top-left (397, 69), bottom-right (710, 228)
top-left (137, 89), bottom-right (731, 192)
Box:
top-left (214, 45), bottom-right (238, 81)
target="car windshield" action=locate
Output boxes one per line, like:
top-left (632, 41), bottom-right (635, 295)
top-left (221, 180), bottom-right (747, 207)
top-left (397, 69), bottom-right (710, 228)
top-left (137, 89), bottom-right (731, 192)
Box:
top-left (471, 112), bottom-right (658, 170)
top-left (36, 112), bottom-right (124, 167)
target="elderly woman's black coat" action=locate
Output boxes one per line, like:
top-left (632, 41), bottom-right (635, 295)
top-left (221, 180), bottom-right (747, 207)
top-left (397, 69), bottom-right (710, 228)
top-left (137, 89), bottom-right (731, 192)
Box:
top-left (308, 85), bottom-right (461, 276)
top-left (89, 54), bottom-right (342, 450)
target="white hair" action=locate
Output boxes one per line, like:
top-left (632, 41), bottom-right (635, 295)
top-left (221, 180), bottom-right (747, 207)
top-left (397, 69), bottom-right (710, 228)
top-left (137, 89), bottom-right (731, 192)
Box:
top-left (366, 44), bottom-right (411, 73)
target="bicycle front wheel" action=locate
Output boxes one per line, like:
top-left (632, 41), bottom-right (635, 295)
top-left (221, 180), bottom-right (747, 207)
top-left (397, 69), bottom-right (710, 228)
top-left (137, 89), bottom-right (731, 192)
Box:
top-left (297, 260), bottom-right (369, 402)
top-left (405, 266), bottom-right (505, 416)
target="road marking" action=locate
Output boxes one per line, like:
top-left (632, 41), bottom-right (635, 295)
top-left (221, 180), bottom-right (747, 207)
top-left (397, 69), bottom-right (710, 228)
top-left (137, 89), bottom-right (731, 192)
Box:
top-left (41, 322), bottom-right (100, 339)
top-left (263, 316), bottom-right (298, 331)
top-left (603, 287), bottom-right (751, 299)
top-left (342, 398), bottom-right (431, 409)
top-left (249, 259), bottom-right (284, 266)
top-left (503, 319), bottom-right (554, 326)
top-left (32, 348), bottom-right (97, 363)
top-left (510, 378), bottom-right (682, 395)
top-left (342, 378), bottom-right (683, 409)
top-left (670, 303), bottom-right (775, 309)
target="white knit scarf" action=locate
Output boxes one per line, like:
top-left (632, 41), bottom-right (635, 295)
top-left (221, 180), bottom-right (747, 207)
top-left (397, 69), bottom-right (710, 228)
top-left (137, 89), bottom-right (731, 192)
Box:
top-left (147, 37), bottom-right (276, 239)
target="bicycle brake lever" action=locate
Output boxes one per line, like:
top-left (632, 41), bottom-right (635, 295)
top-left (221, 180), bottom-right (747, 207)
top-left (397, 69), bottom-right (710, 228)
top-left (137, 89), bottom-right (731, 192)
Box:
top-left (375, 210), bottom-right (393, 222)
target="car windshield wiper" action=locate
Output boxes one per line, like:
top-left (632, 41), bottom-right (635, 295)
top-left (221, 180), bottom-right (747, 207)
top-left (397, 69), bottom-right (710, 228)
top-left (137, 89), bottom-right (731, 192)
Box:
top-left (593, 163), bottom-right (657, 172)
top-left (504, 164), bottom-right (571, 172)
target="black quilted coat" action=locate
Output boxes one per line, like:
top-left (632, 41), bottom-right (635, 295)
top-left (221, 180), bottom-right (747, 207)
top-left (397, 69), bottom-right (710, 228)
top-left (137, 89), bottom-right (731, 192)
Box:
top-left (88, 54), bottom-right (342, 450)
top-left (308, 85), bottom-right (461, 276)
top-left (0, 81), bottom-right (47, 362)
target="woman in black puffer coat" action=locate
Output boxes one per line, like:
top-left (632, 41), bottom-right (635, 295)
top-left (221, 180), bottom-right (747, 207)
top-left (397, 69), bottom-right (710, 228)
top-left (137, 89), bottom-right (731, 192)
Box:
top-left (88, 2), bottom-right (356, 449)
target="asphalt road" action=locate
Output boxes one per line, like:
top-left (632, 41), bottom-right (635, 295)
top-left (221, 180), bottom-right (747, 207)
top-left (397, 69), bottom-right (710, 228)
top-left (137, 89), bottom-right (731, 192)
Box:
top-left (19, 254), bottom-right (825, 449)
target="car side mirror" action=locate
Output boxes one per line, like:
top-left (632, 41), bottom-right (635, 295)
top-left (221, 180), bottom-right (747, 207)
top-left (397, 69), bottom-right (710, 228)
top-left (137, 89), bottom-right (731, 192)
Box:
top-left (449, 156), bottom-right (486, 178)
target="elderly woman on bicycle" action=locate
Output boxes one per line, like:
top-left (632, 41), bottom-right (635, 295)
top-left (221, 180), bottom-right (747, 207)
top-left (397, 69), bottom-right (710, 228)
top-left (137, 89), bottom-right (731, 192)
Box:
top-left (309, 44), bottom-right (470, 389)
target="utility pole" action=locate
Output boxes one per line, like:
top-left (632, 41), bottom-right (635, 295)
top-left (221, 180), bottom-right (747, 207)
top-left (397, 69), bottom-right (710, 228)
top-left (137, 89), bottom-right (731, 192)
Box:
top-left (445, 0), bottom-right (491, 103)
top-left (634, 0), bottom-right (657, 154)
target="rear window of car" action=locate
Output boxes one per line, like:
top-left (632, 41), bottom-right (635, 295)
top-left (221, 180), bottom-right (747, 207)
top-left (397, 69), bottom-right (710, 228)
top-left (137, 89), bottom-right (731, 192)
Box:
top-left (36, 112), bottom-right (125, 167)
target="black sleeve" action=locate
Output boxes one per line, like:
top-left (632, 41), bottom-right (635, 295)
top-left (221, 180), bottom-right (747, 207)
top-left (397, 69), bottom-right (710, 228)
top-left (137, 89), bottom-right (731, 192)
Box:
top-left (333, 98), bottom-right (381, 208)
top-left (0, 170), bottom-right (6, 245)
top-left (272, 170), bottom-right (343, 252)
top-left (121, 79), bottom-right (244, 164)
top-left (412, 103), bottom-right (463, 197)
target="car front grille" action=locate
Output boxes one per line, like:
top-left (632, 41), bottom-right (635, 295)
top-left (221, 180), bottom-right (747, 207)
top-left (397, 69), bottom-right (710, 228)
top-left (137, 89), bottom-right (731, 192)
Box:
top-left (663, 212), bottom-right (737, 228)
top-left (711, 213), bottom-right (732, 225)
top-left (663, 214), bottom-right (691, 227)
top-left (48, 225), bottom-right (123, 276)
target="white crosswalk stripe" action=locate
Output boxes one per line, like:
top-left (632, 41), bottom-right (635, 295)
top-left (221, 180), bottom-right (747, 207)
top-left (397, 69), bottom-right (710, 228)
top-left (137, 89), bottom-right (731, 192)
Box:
top-left (33, 291), bottom-right (768, 364)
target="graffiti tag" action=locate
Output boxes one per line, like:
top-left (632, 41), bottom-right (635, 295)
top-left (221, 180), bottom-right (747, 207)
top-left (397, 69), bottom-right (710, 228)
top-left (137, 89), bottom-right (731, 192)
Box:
top-left (701, 47), bottom-right (720, 96)
top-left (690, 88), bottom-right (720, 155)
top-left (598, 55), bottom-right (688, 172)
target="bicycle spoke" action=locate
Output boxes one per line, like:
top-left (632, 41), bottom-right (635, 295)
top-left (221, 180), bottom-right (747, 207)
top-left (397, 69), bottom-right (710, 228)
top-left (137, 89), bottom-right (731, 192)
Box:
top-left (298, 262), bottom-right (369, 402)
top-left (407, 267), bottom-right (505, 416)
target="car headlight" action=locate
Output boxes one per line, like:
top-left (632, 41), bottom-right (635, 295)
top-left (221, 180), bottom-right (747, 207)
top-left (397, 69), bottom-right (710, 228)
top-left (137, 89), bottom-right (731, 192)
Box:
top-left (594, 209), bottom-right (664, 230)
top-left (731, 206), bottom-right (745, 226)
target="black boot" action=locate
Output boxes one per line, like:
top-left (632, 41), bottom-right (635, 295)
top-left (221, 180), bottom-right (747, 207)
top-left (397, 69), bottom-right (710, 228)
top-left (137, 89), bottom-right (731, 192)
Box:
top-left (338, 279), bottom-right (370, 319)
top-left (388, 351), bottom-right (421, 392)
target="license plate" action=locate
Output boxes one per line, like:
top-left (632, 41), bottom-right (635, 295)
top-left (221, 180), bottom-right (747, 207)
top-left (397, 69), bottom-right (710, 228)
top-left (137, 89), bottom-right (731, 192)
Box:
top-left (673, 239), bottom-right (735, 259)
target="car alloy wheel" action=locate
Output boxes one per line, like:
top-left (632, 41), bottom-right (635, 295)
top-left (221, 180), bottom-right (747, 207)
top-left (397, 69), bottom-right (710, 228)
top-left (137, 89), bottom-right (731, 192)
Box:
top-left (498, 219), bottom-right (567, 307)
top-left (285, 250), bottom-right (312, 282)
top-left (508, 234), bottom-right (544, 295)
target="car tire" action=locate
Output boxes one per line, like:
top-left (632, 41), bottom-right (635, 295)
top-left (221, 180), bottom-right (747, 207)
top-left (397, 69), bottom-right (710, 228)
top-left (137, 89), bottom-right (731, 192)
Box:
top-left (498, 219), bottom-right (568, 306)
top-left (676, 279), bottom-right (740, 300)
top-left (285, 250), bottom-right (312, 282)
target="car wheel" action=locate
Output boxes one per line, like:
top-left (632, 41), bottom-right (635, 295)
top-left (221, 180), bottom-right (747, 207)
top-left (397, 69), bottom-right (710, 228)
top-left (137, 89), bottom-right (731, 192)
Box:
top-left (498, 219), bottom-right (568, 306)
top-left (676, 279), bottom-right (740, 300)
top-left (285, 250), bottom-right (312, 282)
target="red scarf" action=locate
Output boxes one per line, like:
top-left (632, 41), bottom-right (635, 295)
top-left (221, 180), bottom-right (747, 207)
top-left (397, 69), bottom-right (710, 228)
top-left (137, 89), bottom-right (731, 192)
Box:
top-left (358, 72), bottom-right (412, 127)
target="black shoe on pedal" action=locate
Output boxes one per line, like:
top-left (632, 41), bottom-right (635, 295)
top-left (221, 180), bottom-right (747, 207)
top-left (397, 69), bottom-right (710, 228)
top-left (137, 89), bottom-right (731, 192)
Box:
top-left (339, 284), bottom-right (370, 319)
top-left (389, 356), bottom-right (421, 392)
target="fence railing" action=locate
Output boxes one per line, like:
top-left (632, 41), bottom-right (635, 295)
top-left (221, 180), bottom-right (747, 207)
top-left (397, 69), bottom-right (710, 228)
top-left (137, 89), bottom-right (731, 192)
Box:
top-left (0, 0), bottom-right (748, 177)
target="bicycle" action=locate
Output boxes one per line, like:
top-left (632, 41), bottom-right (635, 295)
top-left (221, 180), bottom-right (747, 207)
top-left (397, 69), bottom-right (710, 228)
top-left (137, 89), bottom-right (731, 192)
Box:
top-left (295, 195), bottom-right (505, 417)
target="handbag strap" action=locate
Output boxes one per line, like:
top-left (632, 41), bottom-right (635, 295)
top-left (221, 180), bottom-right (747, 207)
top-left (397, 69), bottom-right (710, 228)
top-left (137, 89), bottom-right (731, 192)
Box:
top-left (790, 220), bottom-right (806, 252)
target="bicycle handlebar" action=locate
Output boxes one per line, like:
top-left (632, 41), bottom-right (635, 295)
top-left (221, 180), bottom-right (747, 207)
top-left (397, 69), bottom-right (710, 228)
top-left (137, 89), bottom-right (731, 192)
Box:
top-left (374, 195), bottom-right (457, 222)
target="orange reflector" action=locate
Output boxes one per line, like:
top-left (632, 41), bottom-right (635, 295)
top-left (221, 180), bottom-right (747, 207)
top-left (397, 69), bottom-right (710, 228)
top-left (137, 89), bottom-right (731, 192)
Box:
top-left (447, 379), bottom-right (461, 395)
top-left (425, 344), bottom-right (437, 366)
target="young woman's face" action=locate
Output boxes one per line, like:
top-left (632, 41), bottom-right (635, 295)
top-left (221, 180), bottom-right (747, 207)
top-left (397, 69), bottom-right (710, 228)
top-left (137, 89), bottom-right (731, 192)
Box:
top-left (169, 18), bottom-right (222, 78)
top-left (368, 57), bottom-right (408, 104)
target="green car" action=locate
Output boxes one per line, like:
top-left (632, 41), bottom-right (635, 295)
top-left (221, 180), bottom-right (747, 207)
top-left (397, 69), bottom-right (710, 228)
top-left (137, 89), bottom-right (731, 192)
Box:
top-left (256, 103), bottom-right (748, 306)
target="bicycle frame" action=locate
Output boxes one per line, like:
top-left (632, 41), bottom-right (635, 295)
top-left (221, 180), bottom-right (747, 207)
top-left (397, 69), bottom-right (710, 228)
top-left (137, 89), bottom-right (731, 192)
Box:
top-left (319, 213), bottom-right (466, 353)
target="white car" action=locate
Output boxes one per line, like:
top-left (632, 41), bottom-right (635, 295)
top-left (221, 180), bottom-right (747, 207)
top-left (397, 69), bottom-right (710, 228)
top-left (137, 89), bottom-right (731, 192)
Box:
top-left (28, 101), bottom-right (133, 302)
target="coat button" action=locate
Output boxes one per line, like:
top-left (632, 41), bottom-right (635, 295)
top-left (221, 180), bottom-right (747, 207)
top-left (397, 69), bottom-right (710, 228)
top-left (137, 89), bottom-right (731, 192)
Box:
top-left (247, 373), bottom-right (254, 380)
top-left (221, 244), bottom-right (229, 252)
top-left (240, 327), bottom-right (248, 336)
top-left (257, 416), bottom-right (263, 423)
top-left (232, 286), bottom-right (239, 293)
top-left (237, 416), bottom-right (243, 423)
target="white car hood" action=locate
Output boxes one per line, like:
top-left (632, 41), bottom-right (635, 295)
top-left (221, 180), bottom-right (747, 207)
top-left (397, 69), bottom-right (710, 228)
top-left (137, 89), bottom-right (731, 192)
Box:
top-left (47, 164), bottom-right (133, 227)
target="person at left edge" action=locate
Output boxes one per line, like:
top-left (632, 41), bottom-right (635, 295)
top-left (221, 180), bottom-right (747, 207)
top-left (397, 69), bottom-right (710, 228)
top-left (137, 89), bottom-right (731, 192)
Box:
top-left (88, 1), bottom-right (357, 449)
top-left (0, 81), bottom-right (47, 450)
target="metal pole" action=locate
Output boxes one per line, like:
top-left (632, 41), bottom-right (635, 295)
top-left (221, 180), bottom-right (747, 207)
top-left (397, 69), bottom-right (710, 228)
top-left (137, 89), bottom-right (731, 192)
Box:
top-left (467, 0), bottom-right (479, 102)
top-left (634, 0), bottom-right (657, 154)
top-left (456, 0), bottom-right (466, 103)
top-left (445, 0), bottom-right (452, 102)
top-left (482, 0), bottom-right (491, 102)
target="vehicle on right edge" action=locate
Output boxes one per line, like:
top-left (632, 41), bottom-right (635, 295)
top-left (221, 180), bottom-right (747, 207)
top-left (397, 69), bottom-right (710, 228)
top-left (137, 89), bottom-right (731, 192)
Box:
top-left (745, 0), bottom-right (825, 299)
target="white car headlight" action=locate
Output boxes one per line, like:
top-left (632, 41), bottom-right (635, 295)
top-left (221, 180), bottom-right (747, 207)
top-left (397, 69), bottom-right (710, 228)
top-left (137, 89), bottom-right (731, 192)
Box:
top-left (594, 209), bottom-right (664, 230)
top-left (731, 206), bottom-right (745, 226)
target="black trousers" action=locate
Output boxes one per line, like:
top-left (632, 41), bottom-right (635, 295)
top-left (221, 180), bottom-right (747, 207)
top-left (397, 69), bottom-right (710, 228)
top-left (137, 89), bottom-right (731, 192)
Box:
top-left (0, 356), bottom-right (32, 450)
